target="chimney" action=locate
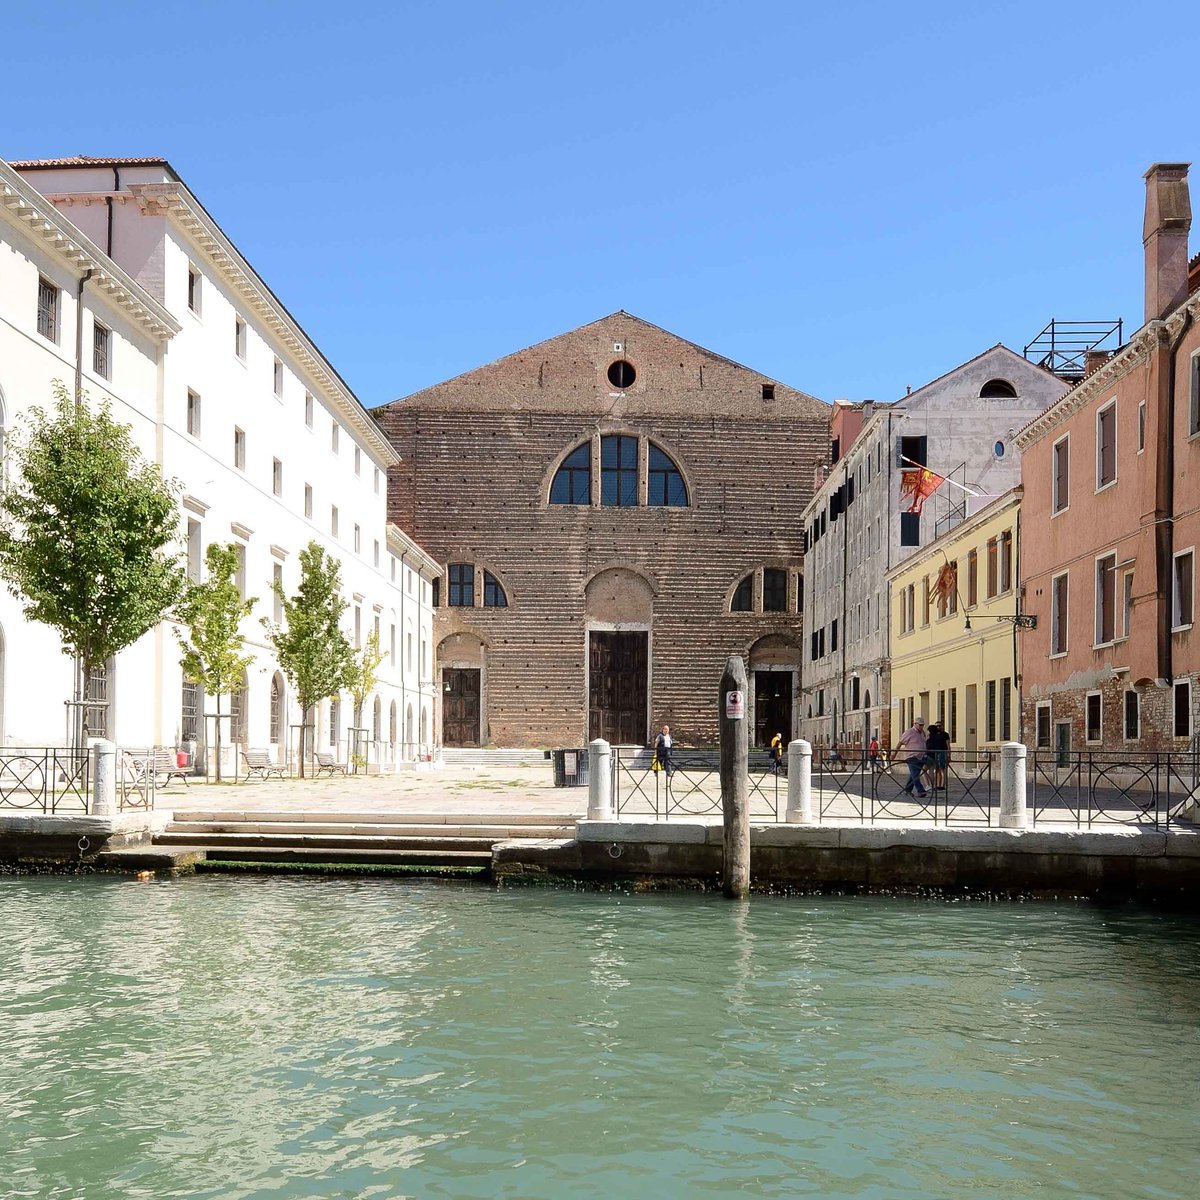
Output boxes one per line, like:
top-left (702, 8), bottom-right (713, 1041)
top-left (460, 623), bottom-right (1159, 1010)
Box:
top-left (1143, 162), bottom-right (1192, 322)
top-left (1084, 350), bottom-right (1110, 377)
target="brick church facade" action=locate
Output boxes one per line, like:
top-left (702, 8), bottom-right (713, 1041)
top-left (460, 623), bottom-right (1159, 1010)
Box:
top-left (375, 312), bottom-right (829, 749)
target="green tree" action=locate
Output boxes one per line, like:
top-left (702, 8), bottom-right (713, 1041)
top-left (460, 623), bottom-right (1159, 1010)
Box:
top-left (264, 540), bottom-right (355, 777)
top-left (346, 629), bottom-right (384, 770)
top-left (176, 543), bottom-right (256, 781)
top-left (0, 383), bottom-right (185, 747)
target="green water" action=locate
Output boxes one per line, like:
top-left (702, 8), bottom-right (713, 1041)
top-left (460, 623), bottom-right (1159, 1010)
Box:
top-left (2, 878), bottom-right (1198, 1200)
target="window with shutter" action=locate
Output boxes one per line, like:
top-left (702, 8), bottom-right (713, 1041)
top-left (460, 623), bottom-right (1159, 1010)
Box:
top-left (1052, 436), bottom-right (1069, 513)
top-left (1097, 403), bottom-right (1117, 488)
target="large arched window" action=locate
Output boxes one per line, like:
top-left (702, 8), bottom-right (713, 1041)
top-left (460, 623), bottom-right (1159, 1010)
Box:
top-left (389, 699), bottom-right (397, 746)
top-left (269, 673), bottom-right (284, 744)
top-left (483, 570), bottom-right (508, 607)
top-left (763, 569), bottom-right (788, 612)
top-left (550, 444), bottom-right (591, 504)
top-left (230, 670), bottom-right (249, 744)
top-left (373, 695), bottom-right (382, 741)
top-left (731, 574), bottom-right (754, 612)
top-left (980, 378), bottom-right (1017, 398)
top-left (601, 435), bottom-right (638, 506)
top-left (648, 445), bottom-right (687, 506)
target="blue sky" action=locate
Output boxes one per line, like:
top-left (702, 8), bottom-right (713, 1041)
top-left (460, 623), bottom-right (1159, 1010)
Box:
top-left (3, 1), bottom-right (1196, 408)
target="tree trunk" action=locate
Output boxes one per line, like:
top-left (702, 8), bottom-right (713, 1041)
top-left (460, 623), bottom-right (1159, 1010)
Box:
top-left (298, 700), bottom-right (308, 779)
top-left (214, 691), bottom-right (223, 783)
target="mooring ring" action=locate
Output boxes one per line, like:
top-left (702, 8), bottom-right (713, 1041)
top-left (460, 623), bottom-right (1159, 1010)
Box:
top-left (77, 836), bottom-right (91, 852)
top-left (608, 842), bottom-right (623, 859)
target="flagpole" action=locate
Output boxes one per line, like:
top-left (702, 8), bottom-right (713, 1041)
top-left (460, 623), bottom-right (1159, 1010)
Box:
top-left (899, 455), bottom-right (984, 498)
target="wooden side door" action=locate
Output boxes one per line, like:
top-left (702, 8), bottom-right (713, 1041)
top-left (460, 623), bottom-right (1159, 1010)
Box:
top-left (442, 669), bottom-right (481, 746)
top-left (588, 632), bottom-right (647, 745)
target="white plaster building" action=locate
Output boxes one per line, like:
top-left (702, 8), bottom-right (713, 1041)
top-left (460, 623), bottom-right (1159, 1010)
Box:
top-left (0, 156), bottom-right (438, 768)
top-left (799, 346), bottom-right (1067, 751)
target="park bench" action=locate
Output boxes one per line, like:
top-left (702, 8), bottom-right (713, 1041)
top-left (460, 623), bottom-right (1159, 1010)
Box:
top-left (149, 749), bottom-right (190, 788)
top-left (242, 748), bottom-right (286, 781)
top-left (315, 751), bottom-right (349, 777)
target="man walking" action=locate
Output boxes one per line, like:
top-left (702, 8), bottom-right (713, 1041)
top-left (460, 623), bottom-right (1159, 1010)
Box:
top-left (896, 716), bottom-right (928, 798)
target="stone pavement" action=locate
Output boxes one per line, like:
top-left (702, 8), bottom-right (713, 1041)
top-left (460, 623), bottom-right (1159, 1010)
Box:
top-left (158, 764), bottom-right (587, 817)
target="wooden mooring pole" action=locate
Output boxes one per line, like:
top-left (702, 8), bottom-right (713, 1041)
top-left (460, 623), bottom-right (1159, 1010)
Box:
top-left (719, 654), bottom-right (750, 898)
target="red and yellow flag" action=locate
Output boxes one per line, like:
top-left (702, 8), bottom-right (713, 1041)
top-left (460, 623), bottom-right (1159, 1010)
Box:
top-left (899, 467), bottom-right (946, 514)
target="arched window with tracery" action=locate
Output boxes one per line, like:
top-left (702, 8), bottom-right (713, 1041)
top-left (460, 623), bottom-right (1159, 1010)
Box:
top-left (483, 570), bottom-right (508, 607)
top-left (269, 674), bottom-right (284, 745)
top-left (731, 574), bottom-right (754, 612)
top-left (600, 435), bottom-right (638, 506)
top-left (647, 444), bottom-right (687, 506)
top-left (549, 444), bottom-right (591, 504)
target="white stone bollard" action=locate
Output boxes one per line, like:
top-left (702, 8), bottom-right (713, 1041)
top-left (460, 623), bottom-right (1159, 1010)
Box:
top-left (785, 739), bottom-right (814, 825)
top-left (999, 741), bottom-right (1028, 829)
top-left (587, 738), bottom-right (613, 820)
top-left (91, 739), bottom-right (117, 817)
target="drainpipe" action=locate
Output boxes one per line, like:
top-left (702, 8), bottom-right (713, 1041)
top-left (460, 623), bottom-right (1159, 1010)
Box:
top-left (73, 268), bottom-right (95, 401)
top-left (839, 460), bottom-right (849, 744)
top-left (106, 167), bottom-right (119, 256)
top-left (1014, 507), bottom-right (1023, 743)
top-left (1160, 309), bottom-right (1195, 685)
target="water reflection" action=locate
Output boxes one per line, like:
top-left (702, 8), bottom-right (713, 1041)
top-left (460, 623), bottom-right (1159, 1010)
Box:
top-left (1, 878), bottom-right (1198, 1199)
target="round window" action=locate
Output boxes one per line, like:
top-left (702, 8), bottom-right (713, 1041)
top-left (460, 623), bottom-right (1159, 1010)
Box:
top-left (607, 360), bottom-right (636, 389)
top-left (994, 440), bottom-right (1006, 458)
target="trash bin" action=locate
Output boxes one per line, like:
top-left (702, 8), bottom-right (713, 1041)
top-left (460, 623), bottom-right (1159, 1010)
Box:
top-left (552, 747), bottom-right (590, 787)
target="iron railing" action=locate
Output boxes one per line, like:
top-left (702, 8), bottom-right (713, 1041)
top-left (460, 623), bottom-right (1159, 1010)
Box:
top-left (1028, 749), bottom-right (1200, 829)
top-left (613, 747), bottom-right (786, 820)
top-left (0, 748), bottom-right (90, 813)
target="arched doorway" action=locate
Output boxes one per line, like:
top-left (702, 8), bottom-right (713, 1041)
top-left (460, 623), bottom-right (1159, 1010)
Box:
top-left (269, 673), bottom-right (285, 746)
top-left (439, 632), bottom-right (486, 747)
top-left (389, 700), bottom-right (397, 748)
top-left (584, 566), bottom-right (653, 744)
top-left (405, 703), bottom-right (414, 751)
top-left (748, 634), bottom-right (800, 747)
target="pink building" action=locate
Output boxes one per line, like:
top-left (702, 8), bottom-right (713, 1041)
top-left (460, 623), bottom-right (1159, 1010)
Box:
top-left (1018, 163), bottom-right (1200, 752)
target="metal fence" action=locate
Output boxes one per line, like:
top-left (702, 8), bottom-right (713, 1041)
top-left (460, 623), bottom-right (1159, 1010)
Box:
top-left (612, 745), bottom-right (1200, 829)
top-left (0, 748), bottom-right (90, 813)
top-left (613, 747), bottom-right (787, 820)
top-left (1028, 749), bottom-right (1200, 829)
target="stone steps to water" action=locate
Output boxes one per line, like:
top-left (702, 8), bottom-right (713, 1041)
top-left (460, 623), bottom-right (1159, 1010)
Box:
top-left (156, 831), bottom-right (502, 853)
top-left (163, 820), bottom-right (573, 840)
top-left (187, 845), bottom-right (494, 867)
top-left (169, 810), bottom-right (571, 827)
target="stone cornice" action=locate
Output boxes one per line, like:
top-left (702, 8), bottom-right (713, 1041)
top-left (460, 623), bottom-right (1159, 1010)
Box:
top-left (386, 523), bottom-right (441, 576)
top-left (122, 180), bottom-right (400, 468)
top-left (0, 162), bottom-right (180, 343)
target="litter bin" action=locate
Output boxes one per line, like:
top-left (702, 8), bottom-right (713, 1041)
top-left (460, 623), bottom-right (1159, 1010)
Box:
top-left (552, 747), bottom-right (590, 787)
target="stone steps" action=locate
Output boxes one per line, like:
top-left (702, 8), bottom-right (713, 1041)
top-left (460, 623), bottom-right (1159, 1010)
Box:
top-left (168, 810), bottom-right (570, 827)
top-left (163, 820), bottom-right (572, 840)
top-left (157, 830), bottom-right (502, 852)
top-left (191, 846), bottom-right (494, 867)
top-left (439, 748), bottom-right (550, 768)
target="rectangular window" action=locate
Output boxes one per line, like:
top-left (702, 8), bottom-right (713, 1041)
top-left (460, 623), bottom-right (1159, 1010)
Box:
top-left (899, 512), bottom-right (920, 547)
top-left (187, 265), bottom-right (202, 315)
top-left (1086, 692), bottom-right (1102, 743)
top-left (354, 524), bottom-right (361, 553)
top-left (234, 542), bottom-right (247, 599)
top-left (374, 467), bottom-right (381, 495)
top-left (1035, 703), bottom-right (1051, 750)
top-left (92, 321), bottom-right (111, 380)
top-left (831, 619), bottom-right (838, 653)
top-left (373, 540), bottom-right (380, 568)
top-left (1051, 572), bottom-right (1068, 655)
top-left (986, 537), bottom-right (998, 598)
top-left (431, 579), bottom-right (440, 608)
top-left (331, 423), bottom-right (340, 454)
top-left (354, 448), bottom-right (362, 476)
top-left (331, 506), bottom-right (339, 538)
top-left (273, 357), bottom-right (283, 397)
top-left (305, 392), bottom-right (314, 428)
top-left (1174, 680), bottom-right (1192, 738)
top-left (986, 680), bottom-right (997, 742)
top-left (273, 562), bottom-right (283, 624)
top-left (304, 484), bottom-right (313, 519)
top-left (899, 435), bottom-right (927, 469)
top-left (272, 458), bottom-right (283, 497)
top-left (1173, 549), bottom-right (1194, 629)
top-left (187, 389), bottom-right (201, 437)
top-left (1124, 690), bottom-right (1139, 741)
top-left (235, 316), bottom-right (247, 360)
top-left (967, 549), bottom-right (978, 607)
top-left (37, 276), bottom-right (60, 342)
top-left (1000, 677), bottom-right (1012, 741)
top-left (187, 519), bottom-right (202, 583)
top-left (763, 568), bottom-right (787, 612)
top-left (1095, 554), bottom-right (1116, 645)
top-left (390, 623), bottom-right (396, 664)
top-left (601, 434), bottom-right (638, 506)
top-left (233, 427), bottom-right (246, 471)
top-left (948, 688), bottom-right (958, 743)
top-left (905, 583), bottom-right (915, 633)
top-left (1121, 570), bottom-right (1134, 639)
top-left (1097, 401), bottom-right (1117, 488)
top-left (354, 604), bottom-right (362, 649)
top-left (1052, 435), bottom-right (1069, 514)
top-left (1189, 352), bottom-right (1200, 436)
top-left (1138, 401), bottom-right (1146, 452)
top-left (922, 575), bottom-right (931, 626)
top-left (999, 530), bottom-right (1013, 593)
top-left (448, 563), bottom-right (474, 607)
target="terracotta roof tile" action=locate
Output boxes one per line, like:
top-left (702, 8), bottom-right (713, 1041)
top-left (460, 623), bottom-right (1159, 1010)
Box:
top-left (8, 155), bottom-right (170, 169)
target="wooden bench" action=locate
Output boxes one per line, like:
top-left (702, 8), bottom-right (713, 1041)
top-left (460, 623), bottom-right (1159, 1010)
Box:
top-left (315, 751), bottom-right (349, 777)
top-left (150, 749), bottom-right (190, 788)
top-left (242, 748), bottom-right (286, 781)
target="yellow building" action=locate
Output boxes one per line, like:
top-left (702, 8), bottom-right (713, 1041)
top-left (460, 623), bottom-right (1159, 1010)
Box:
top-left (887, 489), bottom-right (1022, 753)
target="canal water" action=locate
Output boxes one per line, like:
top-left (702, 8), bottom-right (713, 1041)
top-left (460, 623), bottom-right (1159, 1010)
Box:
top-left (2, 877), bottom-right (1198, 1200)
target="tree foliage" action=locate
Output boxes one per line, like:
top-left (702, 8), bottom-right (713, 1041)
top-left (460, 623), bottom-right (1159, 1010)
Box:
top-left (0, 383), bottom-right (185, 740)
top-left (264, 540), bottom-right (355, 776)
top-left (176, 543), bottom-right (256, 779)
top-left (347, 629), bottom-right (384, 721)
